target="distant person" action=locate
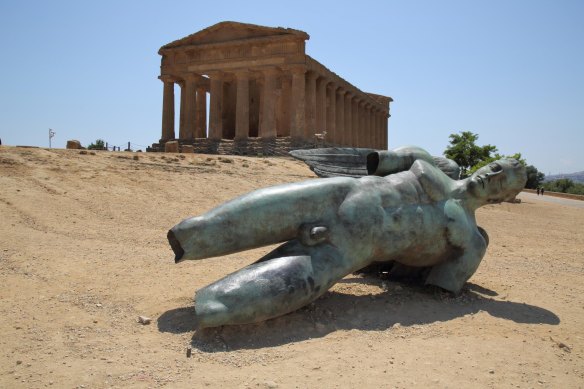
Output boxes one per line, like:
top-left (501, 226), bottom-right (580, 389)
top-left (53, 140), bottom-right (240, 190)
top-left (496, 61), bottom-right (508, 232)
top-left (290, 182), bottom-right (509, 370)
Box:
top-left (537, 187), bottom-right (540, 195)
top-left (541, 187), bottom-right (545, 195)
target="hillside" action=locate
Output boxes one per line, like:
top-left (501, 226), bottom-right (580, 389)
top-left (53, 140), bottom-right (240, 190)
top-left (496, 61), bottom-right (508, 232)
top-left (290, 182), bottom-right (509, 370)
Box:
top-left (1, 146), bottom-right (583, 388)
top-left (544, 171), bottom-right (584, 183)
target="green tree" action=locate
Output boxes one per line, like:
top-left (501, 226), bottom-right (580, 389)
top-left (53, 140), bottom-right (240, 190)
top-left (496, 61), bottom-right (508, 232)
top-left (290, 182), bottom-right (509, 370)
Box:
top-left (525, 165), bottom-right (545, 189)
top-left (88, 139), bottom-right (105, 150)
top-left (544, 178), bottom-right (575, 193)
top-left (444, 131), bottom-right (498, 178)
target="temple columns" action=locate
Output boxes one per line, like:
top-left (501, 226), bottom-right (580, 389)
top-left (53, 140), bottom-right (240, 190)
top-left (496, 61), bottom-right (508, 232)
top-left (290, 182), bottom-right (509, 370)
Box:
top-left (209, 72), bottom-right (224, 140)
top-left (160, 77), bottom-right (175, 141)
top-left (290, 66), bottom-right (306, 139)
top-left (160, 70), bottom-right (390, 148)
top-left (235, 71), bottom-right (250, 140)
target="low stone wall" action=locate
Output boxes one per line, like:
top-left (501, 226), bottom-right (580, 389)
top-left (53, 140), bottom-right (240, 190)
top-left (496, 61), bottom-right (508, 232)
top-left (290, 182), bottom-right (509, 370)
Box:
top-left (148, 137), bottom-right (332, 157)
top-left (522, 188), bottom-right (584, 201)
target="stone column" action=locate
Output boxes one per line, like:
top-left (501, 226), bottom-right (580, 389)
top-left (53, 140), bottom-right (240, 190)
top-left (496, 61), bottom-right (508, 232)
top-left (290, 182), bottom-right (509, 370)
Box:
top-left (344, 92), bottom-right (353, 146)
top-left (178, 81), bottom-right (186, 139)
top-left (377, 110), bottom-right (383, 149)
top-left (208, 72), bottom-right (223, 140)
top-left (304, 71), bottom-right (318, 139)
top-left (378, 110), bottom-right (383, 148)
top-left (335, 88), bottom-right (345, 145)
top-left (278, 75), bottom-right (291, 137)
top-left (358, 101), bottom-right (366, 148)
top-left (369, 106), bottom-right (377, 148)
top-left (365, 104), bottom-right (372, 148)
top-left (316, 77), bottom-right (327, 134)
top-left (195, 85), bottom-right (207, 138)
top-left (183, 75), bottom-right (197, 140)
top-left (379, 110), bottom-right (386, 149)
top-left (383, 111), bottom-right (389, 149)
top-left (160, 76), bottom-right (175, 141)
top-left (374, 108), bottom-right (380, 149)
top-left (326, 84), bottom-right (337, 144)
top-left (289, 66), bottom-right (306, 140)
top-left (234, 70), bottom-right (250, 140)
top-left (260, 68), bottom-right (278, 139)
top-left (351, 97), bottom-right (359, 148)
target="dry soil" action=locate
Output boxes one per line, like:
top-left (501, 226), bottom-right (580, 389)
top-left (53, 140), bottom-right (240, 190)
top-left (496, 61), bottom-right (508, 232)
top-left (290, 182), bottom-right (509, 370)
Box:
top-left (1, 146), bottom-right (583, 388)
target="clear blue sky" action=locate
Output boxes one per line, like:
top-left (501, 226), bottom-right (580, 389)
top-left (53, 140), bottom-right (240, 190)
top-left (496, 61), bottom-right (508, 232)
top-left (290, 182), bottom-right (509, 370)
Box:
top-left (1, 0), bottom-right (582, 175)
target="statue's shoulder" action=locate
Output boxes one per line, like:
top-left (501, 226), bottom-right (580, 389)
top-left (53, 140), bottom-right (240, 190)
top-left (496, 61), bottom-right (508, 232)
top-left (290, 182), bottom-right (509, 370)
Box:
top-left (409, 160), bottom-right (452, 201)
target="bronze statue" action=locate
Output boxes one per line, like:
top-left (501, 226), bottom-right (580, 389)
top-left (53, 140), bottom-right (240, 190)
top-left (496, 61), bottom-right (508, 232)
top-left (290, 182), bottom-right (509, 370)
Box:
top-left (168, 146), bottom-right (526, 328)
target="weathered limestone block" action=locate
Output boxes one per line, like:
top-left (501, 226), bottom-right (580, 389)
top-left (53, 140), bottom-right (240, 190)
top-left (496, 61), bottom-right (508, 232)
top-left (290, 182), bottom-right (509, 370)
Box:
top-left (181, 145), bottom-right (194, 153)
top-left (165, 141), bottom-right (179, 153)
top-left (66, 140), bottom-right (83, 149)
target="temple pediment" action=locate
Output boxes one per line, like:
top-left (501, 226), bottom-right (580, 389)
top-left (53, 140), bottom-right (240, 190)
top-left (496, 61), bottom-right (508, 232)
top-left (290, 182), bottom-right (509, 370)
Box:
top-left (161, 21), bottom-right (309, 50)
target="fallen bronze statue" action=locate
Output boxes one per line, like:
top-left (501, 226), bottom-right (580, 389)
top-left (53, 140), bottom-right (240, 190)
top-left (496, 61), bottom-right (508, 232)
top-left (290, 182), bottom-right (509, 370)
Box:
top-left (167, 146), bottom-right (527, 328)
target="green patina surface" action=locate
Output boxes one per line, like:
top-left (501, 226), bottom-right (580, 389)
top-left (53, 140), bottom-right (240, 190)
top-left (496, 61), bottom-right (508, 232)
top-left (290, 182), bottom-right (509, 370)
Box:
top-left (168, 146), bottom-right (527, 328)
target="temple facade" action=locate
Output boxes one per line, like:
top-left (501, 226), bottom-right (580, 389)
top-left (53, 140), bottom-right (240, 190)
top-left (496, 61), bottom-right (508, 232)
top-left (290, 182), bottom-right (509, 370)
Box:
top-left (153, 22), bottom-right (392, 153)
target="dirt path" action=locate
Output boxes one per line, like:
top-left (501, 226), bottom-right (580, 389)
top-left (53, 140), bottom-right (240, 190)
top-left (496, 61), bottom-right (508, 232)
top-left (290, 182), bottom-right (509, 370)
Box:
top-left (519, 191), bottom-right (584, 209)
top-left (1, 146), bottom-right (583, 388)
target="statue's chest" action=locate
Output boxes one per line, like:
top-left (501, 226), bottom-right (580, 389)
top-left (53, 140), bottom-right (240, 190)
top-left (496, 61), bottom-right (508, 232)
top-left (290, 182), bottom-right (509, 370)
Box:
top-left (378, 201), bottom-right (476, 265)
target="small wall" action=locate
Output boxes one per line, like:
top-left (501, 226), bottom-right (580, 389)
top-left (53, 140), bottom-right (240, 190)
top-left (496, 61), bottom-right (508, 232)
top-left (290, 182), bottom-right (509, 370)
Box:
top-left (522, 188), bottom-right (584, 201)
top-left (148, 136), bottom-right (333, 156)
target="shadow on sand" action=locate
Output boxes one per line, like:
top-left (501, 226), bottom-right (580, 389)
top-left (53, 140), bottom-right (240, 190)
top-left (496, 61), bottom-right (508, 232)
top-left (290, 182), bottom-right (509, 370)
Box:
top-left (157, 278), bottom-right (559, 352)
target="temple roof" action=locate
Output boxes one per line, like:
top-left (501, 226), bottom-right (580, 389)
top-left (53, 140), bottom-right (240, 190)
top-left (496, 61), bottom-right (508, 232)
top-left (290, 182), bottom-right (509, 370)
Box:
top-left (160, 21), bottom-right (309, 50)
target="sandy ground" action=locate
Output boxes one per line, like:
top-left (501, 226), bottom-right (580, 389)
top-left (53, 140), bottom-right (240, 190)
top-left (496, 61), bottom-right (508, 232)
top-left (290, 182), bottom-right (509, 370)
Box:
top-left (1, 146), bottom-right (583, 389)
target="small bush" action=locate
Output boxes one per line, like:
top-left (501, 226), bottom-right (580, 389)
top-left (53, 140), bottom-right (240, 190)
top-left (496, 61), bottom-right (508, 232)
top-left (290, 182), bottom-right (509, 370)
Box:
top-left (88, 139), bottom-right (105, 150)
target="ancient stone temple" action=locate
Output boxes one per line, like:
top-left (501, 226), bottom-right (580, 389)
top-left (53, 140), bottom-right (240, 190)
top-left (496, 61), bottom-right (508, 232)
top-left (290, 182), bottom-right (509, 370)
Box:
top-left (150, 21), bottom-right (392, 154)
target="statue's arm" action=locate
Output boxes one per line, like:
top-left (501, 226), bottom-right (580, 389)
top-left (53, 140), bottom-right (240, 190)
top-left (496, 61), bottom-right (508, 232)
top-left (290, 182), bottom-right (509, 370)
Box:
top-left (425, 200), bottom-right (488, 294)
top-left (367, 146), bottom-right (435, 176)
top-left (424, 245), bottom-right (486, 294)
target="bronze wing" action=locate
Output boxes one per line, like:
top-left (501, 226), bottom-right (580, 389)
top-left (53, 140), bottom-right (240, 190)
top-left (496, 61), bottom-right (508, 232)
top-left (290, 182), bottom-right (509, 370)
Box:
top-left (290, 148), bottom-right (461, 180)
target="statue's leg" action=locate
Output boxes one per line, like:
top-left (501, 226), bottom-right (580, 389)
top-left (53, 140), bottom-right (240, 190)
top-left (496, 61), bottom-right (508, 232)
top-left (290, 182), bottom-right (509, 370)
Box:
top-left (194, 241), bottom-right (359, 328)
top-left (168, 178), bottom-right (355, 262)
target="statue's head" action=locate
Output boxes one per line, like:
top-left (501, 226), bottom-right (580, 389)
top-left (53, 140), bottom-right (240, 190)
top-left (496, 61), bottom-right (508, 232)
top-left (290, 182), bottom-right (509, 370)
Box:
top-left (467, 158), bottom-right (527, 204)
